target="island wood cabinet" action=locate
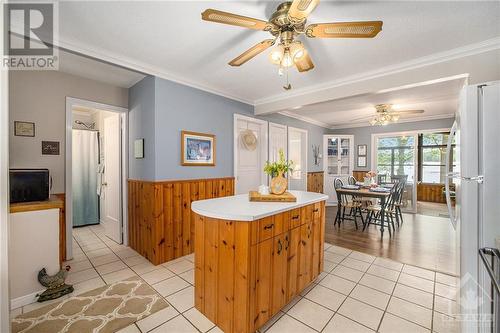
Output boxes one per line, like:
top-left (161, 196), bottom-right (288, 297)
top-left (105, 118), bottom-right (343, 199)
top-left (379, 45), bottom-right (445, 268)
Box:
top-left (194, 201), bottom-right (325, 333)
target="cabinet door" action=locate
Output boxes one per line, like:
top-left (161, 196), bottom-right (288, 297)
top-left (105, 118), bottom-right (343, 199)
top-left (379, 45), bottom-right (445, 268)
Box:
top-left (254, 237), bottom-right (273, 328)
top-left (312, 209), bottom-right (322, 278)
top-left (271, 233), bottom-right (288, 314)
top-left (297, 222), bottom-right (313, 292)
top-left (286, 226), bottom-right (300, 301)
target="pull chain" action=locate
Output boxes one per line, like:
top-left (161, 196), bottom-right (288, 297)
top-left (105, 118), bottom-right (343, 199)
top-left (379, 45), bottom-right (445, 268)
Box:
top-left (283, 66), bottom-right (292, 90)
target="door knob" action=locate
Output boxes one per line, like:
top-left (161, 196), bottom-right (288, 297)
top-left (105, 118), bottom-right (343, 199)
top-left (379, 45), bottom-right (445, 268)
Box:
top-left (102, 182), bottom-right (108, 186)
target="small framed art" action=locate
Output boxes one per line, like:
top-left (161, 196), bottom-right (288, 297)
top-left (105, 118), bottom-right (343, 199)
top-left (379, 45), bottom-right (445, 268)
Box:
top-left (357, 156), bottom-right (367, 168)
top-left (357, 144), bottom-right (367, 156)
top-left (14, 121), bottom-right (35, 137)
top-left (181, 130), bottom-right (216, 166)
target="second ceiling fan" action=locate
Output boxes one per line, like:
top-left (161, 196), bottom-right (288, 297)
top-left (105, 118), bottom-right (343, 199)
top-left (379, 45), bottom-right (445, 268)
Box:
top-left (202, 0), bottom-right (383, 89)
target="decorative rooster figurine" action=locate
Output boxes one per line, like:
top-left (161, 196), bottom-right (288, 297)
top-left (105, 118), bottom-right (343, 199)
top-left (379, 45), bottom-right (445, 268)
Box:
top-left (37, 265), bottom-right (74, 302)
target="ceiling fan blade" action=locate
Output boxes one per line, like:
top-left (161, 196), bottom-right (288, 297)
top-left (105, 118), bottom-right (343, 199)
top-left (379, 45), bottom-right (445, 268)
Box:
top-left (390, 109), bottom-right (425, 115)
top-left (294, 49), bottom-right (314, 72)
top-left (201, 9), bottom-right (271, 31)
top-left (229, 39), bottom-right (274, 66)
top-left (287, 0), bottom-right (320, 23)
top-left (306, 21), bottom-right (383, 38)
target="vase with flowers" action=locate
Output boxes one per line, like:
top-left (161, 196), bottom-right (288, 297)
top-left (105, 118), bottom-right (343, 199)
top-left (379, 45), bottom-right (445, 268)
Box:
top-left (264, 149), bottom-right (294, 195)
top-left (364, 171), bottom-right (377, 187)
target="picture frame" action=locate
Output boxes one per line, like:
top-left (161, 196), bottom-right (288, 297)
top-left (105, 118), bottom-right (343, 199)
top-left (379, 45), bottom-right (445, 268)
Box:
top-left (41, 141), bottom-right (60, 155)
top-left (14, 121), bottom-right (35, 137)
top-left (357, 144), bottom-right (367, 156)
top-left (181, 130), bottom-right (216, 166)
top-left (357, 156), bottom-right (367, 168)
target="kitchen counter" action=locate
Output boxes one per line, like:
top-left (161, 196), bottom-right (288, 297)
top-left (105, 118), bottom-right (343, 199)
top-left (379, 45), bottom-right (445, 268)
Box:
top-left (10, 195), bottom-right (64, 213)
top-left (191, 190), bottom-right (328, 221)
top-left (192, 191), bottom-right (327, 333)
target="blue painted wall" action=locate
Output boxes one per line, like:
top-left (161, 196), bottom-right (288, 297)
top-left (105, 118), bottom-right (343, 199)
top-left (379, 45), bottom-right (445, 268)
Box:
top-left (128, 76), bottom-right (156, 180)
top-left (129, 76), bottom-right (329, 181)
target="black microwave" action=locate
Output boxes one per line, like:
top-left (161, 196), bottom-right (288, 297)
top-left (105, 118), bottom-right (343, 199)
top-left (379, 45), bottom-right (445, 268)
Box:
top-left (10, 169), bottom-right (50, 203)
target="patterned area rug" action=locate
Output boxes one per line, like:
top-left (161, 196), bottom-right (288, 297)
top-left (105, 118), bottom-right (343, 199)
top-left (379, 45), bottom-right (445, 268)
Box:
top-left (12, 277), bottom-right (168, 333)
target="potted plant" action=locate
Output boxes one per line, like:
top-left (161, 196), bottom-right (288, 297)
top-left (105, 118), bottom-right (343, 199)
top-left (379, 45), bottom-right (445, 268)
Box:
top-left (264, 149), bottom-right (294, 195)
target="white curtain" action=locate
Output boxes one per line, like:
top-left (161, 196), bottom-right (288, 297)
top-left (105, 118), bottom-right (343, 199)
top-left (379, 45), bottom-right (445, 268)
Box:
top-left (72, 129), bottom-right (99, 227)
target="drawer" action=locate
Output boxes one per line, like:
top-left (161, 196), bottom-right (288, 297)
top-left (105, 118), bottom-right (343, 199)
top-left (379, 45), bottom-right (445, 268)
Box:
top-left (256, 216), bottom-right (276, 243)
top-left (290, 208), bottom-right (302, 229)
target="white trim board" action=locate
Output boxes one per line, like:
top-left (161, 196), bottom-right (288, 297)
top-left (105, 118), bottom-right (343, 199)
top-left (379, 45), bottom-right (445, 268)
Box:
top-left (65, 97), bottom-right (129, 260)
top-left (10, 290), bottom-right (44, 310)
top-left (0, 3), bottom-right (10, 327)
top-left (254, 38), bottom-right (500, 107)
top-left (20, 23), bottom-right (499, 107)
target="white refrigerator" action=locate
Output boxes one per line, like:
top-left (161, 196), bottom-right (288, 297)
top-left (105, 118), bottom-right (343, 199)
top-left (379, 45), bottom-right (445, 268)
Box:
top-left (446, 81), bottom-right (500, 333)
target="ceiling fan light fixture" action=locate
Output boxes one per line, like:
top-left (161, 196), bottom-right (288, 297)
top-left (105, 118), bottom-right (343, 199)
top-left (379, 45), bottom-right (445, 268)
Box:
top-left (269, 45), bottom-right (284, 65)
top-left (280, 48), bottom-right (294, 67)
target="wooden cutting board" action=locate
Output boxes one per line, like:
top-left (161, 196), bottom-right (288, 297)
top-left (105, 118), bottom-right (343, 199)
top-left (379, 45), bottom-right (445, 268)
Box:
top-left (248, 191), bottom-right (297, 202)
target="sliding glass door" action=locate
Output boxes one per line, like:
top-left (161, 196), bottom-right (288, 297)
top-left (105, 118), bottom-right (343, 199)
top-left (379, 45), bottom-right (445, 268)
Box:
top-left (373, 134), bottom-right (418, 213)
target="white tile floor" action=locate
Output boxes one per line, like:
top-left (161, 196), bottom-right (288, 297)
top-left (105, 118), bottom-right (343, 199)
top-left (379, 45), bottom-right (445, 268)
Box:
top-left (11, 225), bottom-right (461, 333)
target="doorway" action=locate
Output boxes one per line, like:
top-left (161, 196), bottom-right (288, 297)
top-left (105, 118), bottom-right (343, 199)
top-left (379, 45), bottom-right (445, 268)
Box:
top-left (65, 98), bottom-right (128, 260)
top-left (372, 133), bottom-right (418, 213)
top-left (288, 127), bottom-right (307, 191)
top-left (323, 135), bottom-right (354, 205)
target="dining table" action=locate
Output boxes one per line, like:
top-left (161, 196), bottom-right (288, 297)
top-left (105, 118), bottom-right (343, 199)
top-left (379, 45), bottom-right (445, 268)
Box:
top-left (335, 186), bottom-right (392, 237)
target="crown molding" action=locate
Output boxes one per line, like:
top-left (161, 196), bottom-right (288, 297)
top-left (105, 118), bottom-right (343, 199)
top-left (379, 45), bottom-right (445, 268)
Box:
top-left (278, 111), bottom-right (331, 129)
top-left (329, 113), bottom-right (456, 130)
top-left (22, 22), bottom-right (498, 110)
top-left (53, 37), bottom-right (254, 105)
top-left (255, 37), bottom-right (500, 106)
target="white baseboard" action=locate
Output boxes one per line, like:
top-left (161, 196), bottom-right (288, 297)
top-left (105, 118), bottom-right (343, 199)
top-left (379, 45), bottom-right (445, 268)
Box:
top-left (10, 290), bottom-right (44, 310)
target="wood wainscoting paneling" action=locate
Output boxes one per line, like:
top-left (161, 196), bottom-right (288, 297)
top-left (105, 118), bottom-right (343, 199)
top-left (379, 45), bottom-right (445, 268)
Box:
top-left (352, 170), bottom-right (369, 182)
top-left (417, 183), bottom-right (453, 203)
top-left (128, 177), bottom-right (235, 265)
top-left (307, 172), bottom-right (324, 193)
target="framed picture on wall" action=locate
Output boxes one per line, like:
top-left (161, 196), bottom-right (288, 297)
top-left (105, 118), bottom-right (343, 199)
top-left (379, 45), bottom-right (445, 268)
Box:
top-left (181, 130), bottom-right (216, 166)
top-left (14, 121), bottom-right (35, 137)
top-left (357, 144), bottom-right (367, 156)
top-left (357, 156), bottom-right (367, 168)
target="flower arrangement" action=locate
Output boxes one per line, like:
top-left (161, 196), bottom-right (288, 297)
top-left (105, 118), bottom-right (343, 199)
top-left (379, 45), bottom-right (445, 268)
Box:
top-left (365, 171), bottom-right (377, 178)
top-left (264, 149), bottom-right (294, 178)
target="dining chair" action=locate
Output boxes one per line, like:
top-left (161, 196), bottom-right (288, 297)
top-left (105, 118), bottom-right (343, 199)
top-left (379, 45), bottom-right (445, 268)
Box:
top-left (393, 179), bottom-right (406, 225)
top-left (348, 176), bottom-right (357, 185)
top-left (334, 178), bottom-right (364, 229)
top-left (364, 185), bottom-right (399, 236)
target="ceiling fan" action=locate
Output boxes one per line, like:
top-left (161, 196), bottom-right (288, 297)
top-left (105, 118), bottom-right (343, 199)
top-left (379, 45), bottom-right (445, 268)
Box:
top-left (351, 104), bottom-right (425, 126)
top-left (201, 0), bottom-right (383, 89)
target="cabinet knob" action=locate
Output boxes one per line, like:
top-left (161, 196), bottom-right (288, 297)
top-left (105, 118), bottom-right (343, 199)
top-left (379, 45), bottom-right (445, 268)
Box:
top-left (264, 224), bottom-right (274, 230)
top-left (277, 239), bottom-right (283, 254)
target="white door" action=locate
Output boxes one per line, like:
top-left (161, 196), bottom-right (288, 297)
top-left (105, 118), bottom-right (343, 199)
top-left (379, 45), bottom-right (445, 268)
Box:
top-left (323, 135), bottom-right (354, 205)
top-left (372, 133), bottom-right (418, 213)
top-left (234, 115), bottom-right (268, 194)
top-left (288, 127), bottom-right (307, 191)
top-left (102, 114), bottom-right (122, 243)
top-left (269, 122), bottom-right (287, 162)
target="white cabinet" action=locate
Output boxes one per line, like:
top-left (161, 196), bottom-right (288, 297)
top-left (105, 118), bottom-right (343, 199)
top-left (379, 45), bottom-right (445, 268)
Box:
top-left (323, 135), bottom-right (354, 205)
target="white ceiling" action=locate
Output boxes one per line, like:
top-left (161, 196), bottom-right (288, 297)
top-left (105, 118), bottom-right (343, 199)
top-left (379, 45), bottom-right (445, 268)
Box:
top-left (284, 76), bottom-right (464, 128)
top-left (53, 1), bottom-right (500, 104)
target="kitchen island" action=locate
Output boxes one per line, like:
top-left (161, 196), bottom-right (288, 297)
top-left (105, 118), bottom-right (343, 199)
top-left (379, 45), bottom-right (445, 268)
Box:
top-left (191, 191), bottom-right (328, 333)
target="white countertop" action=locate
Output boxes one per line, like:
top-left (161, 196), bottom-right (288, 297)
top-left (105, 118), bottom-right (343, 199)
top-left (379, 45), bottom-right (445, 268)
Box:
top-left (191, 190), bottom-right (328, 221)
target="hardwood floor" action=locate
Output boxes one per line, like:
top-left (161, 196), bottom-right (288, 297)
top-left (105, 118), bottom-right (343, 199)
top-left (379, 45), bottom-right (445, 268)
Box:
top-left (325, 206), bottom-right (459, 276)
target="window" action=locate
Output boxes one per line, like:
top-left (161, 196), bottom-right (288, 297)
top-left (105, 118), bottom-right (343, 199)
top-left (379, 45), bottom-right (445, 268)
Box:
top-left (418, 132), bottom-right (456, 183)
top-left (376, 136), bottom-right (415, 182)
